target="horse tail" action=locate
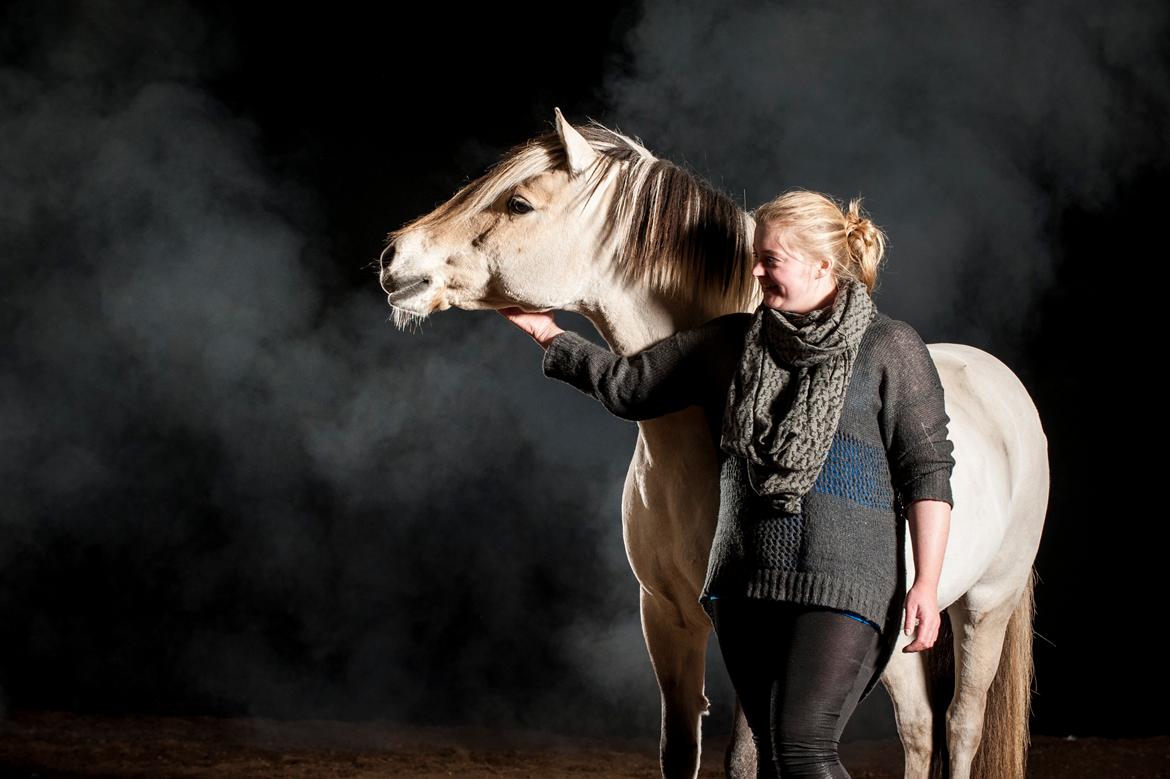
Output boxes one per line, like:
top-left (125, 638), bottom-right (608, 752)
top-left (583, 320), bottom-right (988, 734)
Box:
top-left (925, 568), bottom-right (1037, 778)
top-left (970, 569), bottom-right (1036, 778)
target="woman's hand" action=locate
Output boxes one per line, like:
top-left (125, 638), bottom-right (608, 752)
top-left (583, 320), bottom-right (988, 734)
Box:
top-left (497, 306), bottom-right (564, 349)
top-left (901, 582), bottom-right (941, 652)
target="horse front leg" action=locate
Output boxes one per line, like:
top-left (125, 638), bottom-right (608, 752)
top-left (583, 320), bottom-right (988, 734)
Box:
top-left (882, 648), bottom-right (938, 779)
top-left (640, 583), bottom-right (713, 779)
top-left (725, 696), bottom-right (758, 779)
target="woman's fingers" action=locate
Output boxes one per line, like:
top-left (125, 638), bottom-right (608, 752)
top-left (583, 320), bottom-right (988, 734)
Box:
top-left (902, 610), bottom-right (941, 653)
top-left (902, 585), bottom-right (942, 652)
top-left (497, 306), bottom-right (527, 325)
top-left (903, 602), bottom-right (919, 637)
top-left (497, 307), bottom-right (539, 334)
top-left (497, 307), bottom-right (559, 344)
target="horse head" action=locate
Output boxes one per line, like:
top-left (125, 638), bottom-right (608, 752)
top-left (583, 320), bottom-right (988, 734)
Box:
top-left (378, 108), bottom-right (759, 343)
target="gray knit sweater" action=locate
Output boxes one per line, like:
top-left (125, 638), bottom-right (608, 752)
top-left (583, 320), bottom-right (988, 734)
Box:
top-left (541, 309), bottom-right (955, 701)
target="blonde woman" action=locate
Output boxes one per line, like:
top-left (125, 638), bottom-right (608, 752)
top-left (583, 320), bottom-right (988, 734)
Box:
top-left (499, 189), bottom-right (954, 778)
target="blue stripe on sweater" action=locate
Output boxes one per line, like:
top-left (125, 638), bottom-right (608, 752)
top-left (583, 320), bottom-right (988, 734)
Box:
top-left (812, 431), bottom-right (896, 511)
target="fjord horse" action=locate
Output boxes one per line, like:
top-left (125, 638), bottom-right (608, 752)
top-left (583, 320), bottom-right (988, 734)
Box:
top-left (377, 108), bottom-right (1047, 779)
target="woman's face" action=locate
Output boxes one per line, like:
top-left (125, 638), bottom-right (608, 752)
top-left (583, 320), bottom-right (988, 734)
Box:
top-left (752, 221), bottom-right (836, 314)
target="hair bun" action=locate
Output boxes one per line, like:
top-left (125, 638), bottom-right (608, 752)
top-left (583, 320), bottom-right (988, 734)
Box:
top-left (845, 210), bottom-right (873, 246)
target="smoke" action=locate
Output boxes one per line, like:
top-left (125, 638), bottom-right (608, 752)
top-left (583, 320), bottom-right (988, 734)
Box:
top-left (0, 0), bottom-right (662, 737)
top-left (601, 0), bottom-right (1170, 351)
top-left (0, 0), bottom-right (1165, 745)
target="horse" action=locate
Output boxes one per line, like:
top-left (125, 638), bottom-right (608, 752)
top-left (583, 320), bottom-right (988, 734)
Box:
top-left (376, 107), bottom-right (1048, 779)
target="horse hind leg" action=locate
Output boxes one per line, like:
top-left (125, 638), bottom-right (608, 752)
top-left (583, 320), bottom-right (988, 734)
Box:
top-left (946, 576), bottom-right (1035, 779)
top-left (640, 584), bottom-right (712, 779)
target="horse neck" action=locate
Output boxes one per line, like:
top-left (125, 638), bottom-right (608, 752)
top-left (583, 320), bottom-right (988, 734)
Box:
top-left (575, 283), bottom-right (728, 357)
top-left (574, 168), bottom-right (757, 352)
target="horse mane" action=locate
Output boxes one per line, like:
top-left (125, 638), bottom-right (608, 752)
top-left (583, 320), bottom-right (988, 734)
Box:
top-left (388, 119), bottom-right (760, 316)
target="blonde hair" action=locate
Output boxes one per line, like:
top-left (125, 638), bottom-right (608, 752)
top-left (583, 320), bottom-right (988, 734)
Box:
top-left (751, 188), bottom-right (887, 295)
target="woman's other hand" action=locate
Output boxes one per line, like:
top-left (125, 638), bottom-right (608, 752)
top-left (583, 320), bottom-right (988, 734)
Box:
top-left (498, 307), bottom-right (564, 349)
top-left (901, 582), bottom-right (941, 652)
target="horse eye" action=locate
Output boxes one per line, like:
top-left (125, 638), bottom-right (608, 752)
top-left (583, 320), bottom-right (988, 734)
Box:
top-left (507, 196), bottom-right (533, 215)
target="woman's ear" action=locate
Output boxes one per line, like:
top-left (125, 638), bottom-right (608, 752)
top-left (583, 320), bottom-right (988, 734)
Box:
top-left (815, 256), bottom-right (834, 279)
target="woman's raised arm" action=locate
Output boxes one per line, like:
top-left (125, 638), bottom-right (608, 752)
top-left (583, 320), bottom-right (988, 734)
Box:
top-left (539, 325), bottom-right (717, 421)
top-left (498, 307), bottom-right (727, 422)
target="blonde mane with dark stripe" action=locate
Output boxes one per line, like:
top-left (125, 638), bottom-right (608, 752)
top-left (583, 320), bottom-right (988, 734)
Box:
top-left (388, 119), bottom-right (760, 316)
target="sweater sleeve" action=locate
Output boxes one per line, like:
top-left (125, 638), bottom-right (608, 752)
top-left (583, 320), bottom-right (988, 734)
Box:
top-left (540, 319), bottom-right (724, 421)
top-left (877, 320), bottom-right (956, 510)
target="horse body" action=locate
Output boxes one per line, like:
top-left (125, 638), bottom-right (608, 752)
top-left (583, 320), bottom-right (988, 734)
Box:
top-left (882, 341), bottom-right (1046, 779)
top-left (925, 343), bottom-right (1048, 602)
top-left (379, 108), bottom-right (1046, 779)
top-left (622, 412), bottom-right (720, 604)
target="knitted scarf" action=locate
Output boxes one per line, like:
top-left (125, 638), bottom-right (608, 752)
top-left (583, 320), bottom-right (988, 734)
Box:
top-left (719, 277), bottom-right (876, 513)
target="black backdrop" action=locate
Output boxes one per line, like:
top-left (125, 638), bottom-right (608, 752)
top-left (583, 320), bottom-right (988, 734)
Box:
top-left (1, 0), bottom-right (1166, 741)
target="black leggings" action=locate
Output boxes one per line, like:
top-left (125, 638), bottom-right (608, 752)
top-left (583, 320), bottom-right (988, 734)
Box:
top-left (710, 596), bottom-right (883, 779)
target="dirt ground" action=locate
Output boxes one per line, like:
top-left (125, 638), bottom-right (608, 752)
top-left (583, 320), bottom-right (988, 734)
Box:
top-left (0, 709), bottom-right (1166, 778)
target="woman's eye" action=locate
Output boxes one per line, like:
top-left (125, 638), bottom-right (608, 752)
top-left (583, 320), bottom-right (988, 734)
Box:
top-left (507, 196), bottom-right (533, 215)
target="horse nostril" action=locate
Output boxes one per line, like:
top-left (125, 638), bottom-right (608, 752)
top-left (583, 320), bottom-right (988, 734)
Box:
top-left (378, 243), bottom-right (397, 273)
top-left (378, 245), bottom-right (397, 289)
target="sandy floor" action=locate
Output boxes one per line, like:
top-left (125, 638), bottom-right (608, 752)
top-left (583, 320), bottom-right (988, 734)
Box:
top-left (0, 710), bottom-right (1166, 778)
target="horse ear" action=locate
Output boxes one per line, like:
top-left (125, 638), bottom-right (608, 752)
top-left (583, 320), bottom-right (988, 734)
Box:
top-left (554, 107), bottom-right (598, 177)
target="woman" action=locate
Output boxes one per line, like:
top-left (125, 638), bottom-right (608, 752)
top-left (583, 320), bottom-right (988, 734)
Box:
top-left (498, 189), bottom-right (954, 778)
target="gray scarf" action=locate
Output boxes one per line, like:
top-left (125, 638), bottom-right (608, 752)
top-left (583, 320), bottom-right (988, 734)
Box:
top-left (719, 277), bottom-right (876, 513)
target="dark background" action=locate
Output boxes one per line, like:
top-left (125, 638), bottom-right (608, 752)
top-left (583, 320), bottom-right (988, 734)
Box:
top-left (1, 0), bottom-right (1166, 745)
